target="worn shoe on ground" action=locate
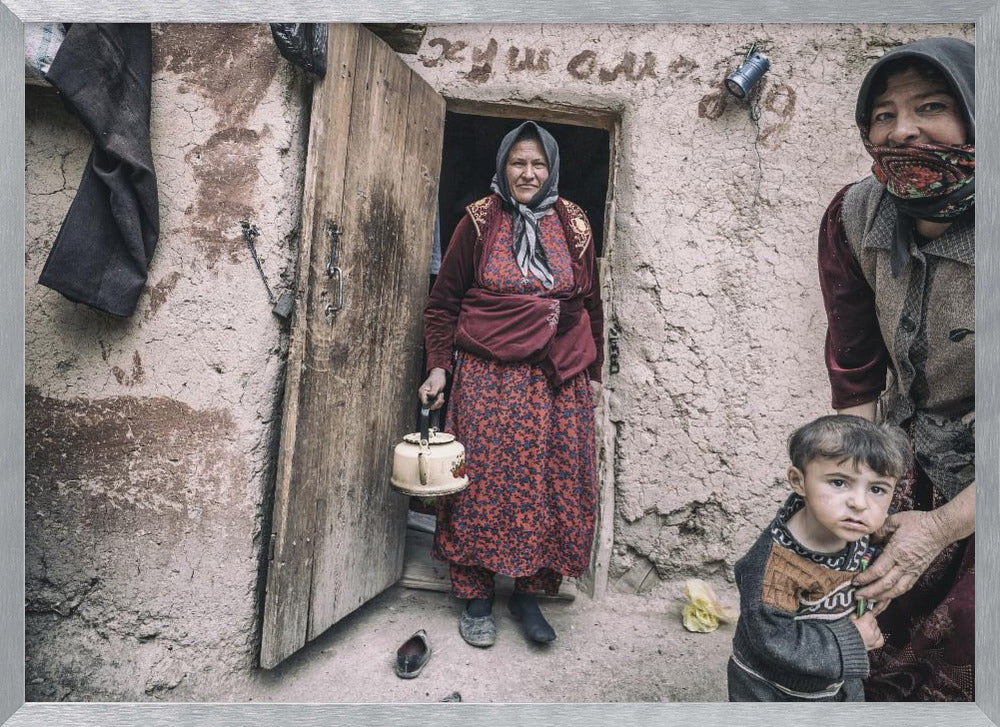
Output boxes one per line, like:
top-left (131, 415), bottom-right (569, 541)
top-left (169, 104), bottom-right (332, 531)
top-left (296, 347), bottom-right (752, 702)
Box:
top-left (508, 593), bottom-right (556, 643)
top-left (394, 629), bottom-right (432, 679)
top-left (458, 610), bottom-right (496, 647)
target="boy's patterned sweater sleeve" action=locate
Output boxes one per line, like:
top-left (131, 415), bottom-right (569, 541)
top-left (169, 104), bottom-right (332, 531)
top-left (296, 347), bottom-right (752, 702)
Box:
top-left (732, 535), bottom-right (869, 693)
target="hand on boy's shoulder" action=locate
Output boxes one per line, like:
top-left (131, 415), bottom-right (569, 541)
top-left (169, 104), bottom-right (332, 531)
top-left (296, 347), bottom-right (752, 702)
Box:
top-left (853, 509), bottom-right (952, 602)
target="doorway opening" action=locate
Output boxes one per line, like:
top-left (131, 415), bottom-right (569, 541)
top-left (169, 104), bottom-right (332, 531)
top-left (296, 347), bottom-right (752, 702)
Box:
top-left (401, 100), bottom-right (619, 600)
top-left (437, 106), bottom-right (613, 259)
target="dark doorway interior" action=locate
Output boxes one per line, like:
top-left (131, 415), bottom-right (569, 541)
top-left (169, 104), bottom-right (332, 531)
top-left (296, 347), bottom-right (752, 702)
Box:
top-left (437, 111), bottom-right (611, 258)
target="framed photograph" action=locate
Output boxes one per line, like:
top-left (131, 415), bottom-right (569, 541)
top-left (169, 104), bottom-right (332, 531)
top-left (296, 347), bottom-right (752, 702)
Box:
top-left (3, 1), bottom-right (998, 725)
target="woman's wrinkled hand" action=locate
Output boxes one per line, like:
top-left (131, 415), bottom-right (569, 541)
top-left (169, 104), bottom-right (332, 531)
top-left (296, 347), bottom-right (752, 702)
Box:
top-left (853, 510), bottom-right (951, 603)
top-left (868, 596), bottom-right (893, 617)
top-left (418, 368), bottom-right (447, 411)
top-left (850, 611), bottom-right (885, 651)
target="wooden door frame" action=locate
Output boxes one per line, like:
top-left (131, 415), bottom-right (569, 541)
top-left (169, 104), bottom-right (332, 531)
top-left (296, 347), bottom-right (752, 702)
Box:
top-left (432, 96), bottom-right (622, 599)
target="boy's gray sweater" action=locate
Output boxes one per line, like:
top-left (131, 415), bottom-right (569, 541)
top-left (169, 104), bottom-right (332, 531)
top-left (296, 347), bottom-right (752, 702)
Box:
top-left (728, 494), bottom-right (872, 701)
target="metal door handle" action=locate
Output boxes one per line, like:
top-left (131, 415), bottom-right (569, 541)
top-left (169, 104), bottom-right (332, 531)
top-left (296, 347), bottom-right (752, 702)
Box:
top-left (325, 221), bottom-right (344, 318)
top-left (327, 266), bottom-right (343, 313)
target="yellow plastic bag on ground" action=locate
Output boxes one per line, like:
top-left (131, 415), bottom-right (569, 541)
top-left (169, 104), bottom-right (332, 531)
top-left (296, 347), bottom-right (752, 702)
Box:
top-left (681, 579), bottom-right (737, 633)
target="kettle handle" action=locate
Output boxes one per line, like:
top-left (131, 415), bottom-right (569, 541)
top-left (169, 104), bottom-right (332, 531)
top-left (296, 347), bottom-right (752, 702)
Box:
top-left (418, 407), bottom-right (443, 444)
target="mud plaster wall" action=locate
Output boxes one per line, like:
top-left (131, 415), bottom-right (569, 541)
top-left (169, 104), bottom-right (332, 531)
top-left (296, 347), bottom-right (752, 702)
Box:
top-left (402, 23), bottom-right (973, 595)
top-left (24, 24), bottom-right (308, 699)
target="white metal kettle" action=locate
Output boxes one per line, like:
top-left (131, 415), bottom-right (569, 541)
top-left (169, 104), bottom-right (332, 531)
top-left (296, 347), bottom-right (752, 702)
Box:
top-left (390, 407), bottom-right (469, 497)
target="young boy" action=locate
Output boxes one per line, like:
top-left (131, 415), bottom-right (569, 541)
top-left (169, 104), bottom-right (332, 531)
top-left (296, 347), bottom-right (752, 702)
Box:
top-left (728, 415), bottom-right (911, 701)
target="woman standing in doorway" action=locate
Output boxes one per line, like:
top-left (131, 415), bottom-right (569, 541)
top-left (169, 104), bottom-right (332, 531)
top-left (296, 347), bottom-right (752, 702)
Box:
top-left (419, 121), bottom-right (603, 647)
top-left (818, 37), bottom-right (975, 700)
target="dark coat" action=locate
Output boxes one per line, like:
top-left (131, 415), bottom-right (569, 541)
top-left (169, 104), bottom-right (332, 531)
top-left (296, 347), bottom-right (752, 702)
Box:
top-left (41, 23), bottom-right (159, 317)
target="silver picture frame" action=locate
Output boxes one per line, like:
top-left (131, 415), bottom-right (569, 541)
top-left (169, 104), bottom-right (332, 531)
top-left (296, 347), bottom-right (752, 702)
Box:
top-left (2, 1), bottom-right (998, 725)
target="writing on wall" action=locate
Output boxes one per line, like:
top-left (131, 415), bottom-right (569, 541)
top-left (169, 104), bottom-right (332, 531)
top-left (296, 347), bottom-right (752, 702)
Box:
top-left (566, 50), bottom-right (656, 82)
top-left (420, 37), bottom-right (659, 85)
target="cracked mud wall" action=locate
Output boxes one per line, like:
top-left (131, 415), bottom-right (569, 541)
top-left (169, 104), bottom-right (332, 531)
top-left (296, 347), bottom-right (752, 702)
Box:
top-left (24, 24), bottom-right (308, 700)
top-left (402, 23), bottom-right (973, 595)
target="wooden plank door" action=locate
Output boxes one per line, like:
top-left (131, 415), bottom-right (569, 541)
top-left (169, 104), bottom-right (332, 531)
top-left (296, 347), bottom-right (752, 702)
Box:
top-left (261, 24), bottom-right (445, 669)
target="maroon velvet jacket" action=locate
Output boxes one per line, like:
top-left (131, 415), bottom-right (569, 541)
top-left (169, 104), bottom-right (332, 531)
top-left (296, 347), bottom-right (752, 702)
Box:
top-left (818, 184), bottom-right (890, 409)
top-left (424, 194), bottom-right (604, 384)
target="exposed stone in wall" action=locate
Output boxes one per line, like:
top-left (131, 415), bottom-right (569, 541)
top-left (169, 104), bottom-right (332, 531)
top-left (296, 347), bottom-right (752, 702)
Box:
top-left (24, 23), bottom-right (308, 700)
top-left (402, 22), bottom-right (973, 595)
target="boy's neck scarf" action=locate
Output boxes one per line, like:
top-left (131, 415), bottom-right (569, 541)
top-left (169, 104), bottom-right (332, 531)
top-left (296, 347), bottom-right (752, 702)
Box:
top-left (863, 140), bottom-right (975, 277)
top-left (489, 121), bottom-right (561, 290)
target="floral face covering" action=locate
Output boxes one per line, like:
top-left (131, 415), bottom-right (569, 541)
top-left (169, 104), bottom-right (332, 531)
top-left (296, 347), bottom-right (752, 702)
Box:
top-left (864, 140), bottom-right (975, 219)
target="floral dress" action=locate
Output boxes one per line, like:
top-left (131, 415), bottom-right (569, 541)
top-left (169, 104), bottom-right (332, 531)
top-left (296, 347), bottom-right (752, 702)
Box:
top-left (432, 212), bottom-right (597, 597)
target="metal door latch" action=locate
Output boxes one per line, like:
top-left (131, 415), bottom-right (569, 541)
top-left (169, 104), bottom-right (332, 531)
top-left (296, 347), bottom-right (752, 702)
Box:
top-left (241, 220), bottom-right (296, 321)
top-left (608, 326), bottom-right (620, 375)
top-left (325, 222), bottom-right (344, 319)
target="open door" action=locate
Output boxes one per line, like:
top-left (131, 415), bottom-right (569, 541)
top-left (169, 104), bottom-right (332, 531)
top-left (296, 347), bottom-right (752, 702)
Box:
top-left (261, 24), bottom-right (445, 669)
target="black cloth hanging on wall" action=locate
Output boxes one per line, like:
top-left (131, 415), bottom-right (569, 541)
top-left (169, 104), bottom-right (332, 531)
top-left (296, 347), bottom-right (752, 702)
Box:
top-left (40, 23), bottom-right (159, 318)
top-left (269, 23), bottom-right (327, 77)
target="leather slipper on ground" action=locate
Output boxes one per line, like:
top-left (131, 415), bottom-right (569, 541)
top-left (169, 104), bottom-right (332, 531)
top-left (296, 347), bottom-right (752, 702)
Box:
top-left (395, 629), bottom-right (432, 679)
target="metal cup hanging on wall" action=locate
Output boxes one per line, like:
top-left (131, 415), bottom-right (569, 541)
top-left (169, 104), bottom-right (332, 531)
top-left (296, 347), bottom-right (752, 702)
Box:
top-left (726, 46), bottom-right (770, 100)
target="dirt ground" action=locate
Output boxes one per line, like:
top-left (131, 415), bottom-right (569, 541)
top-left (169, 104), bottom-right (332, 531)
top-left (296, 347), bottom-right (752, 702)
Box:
top-left (250, 581), bottom-right (736, 703)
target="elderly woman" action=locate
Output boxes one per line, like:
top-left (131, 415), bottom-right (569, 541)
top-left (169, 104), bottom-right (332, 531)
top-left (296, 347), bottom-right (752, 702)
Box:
top-left (419, 121), bottom-right (603, 647)
top-left (818, 37), bottom-right (975, 700)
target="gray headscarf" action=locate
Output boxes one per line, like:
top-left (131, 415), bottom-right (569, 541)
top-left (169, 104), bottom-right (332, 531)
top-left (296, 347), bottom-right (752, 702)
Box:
top-left (855, 37), bottom-right (974, 142)
top-left (489, 121), bottom-right (560, 290)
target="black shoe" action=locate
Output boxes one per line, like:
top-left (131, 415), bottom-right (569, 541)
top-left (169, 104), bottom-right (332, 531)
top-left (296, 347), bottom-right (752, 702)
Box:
top-left (394, 629), bottom-right (432, 678)
top-left (508, 593), bottom-right (556, 643)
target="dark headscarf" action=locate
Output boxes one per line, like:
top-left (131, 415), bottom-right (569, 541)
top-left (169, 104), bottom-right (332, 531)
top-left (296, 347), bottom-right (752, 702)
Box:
top-left (856, 37), bottom-right (974, 140)
top-left (489, 121), bottom-right (561, 290)
top-left (856, 37), bottom-right (975, 276)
